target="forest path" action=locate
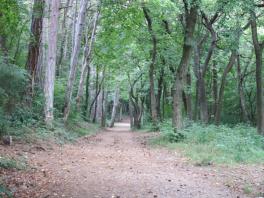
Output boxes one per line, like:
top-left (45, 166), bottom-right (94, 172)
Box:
top-left (39, 122), bottom-right (242, 198)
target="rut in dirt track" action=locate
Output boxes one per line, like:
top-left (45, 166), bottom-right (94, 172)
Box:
top-left (41, 122), bottom-right (241, 198)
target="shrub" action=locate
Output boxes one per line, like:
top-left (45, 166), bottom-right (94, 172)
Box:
top-left (0, 184), bottom-right (13, 198)
top-left (152, 120), bottom-right (264, 164)
top-left (0, 156), bottom-right (27, 170)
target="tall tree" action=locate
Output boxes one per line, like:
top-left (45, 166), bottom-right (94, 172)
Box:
top-left (26, 0), bottom-right (45, 99)
top-left (172, 0), bottom-right (198, 130)
top-left (63, 0), bottom-right (89, 122)
top-left (215, 51), bottom-right (237, 125)
top-left (193, 12), bottom-right (218, 123)
top-left (250, 10), bottom-right (264, 134)
top-left (43, 0), bottom-right (60, 126)
top-left (142, 4), bottom-right (158, 128)
top-left (76, 10), bottom-right (100, 110)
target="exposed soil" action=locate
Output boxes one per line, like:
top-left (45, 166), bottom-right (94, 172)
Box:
top-left (1, 122), bottom-right (264, 198)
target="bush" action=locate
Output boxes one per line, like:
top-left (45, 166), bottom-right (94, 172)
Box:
top-left (159, 120), bottom-right (185, 142)
top-left (0, 184), bottom-right (13, 198)
top-left (0, 61), bottom-right (27, 113)
top-left (0, 156), bottom-right (27, 170)
top-left (152, 120), bottom-right (264, 164)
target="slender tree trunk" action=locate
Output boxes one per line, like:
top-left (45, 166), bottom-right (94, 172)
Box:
top-left (185, 71), bottom-right (193, 120)
top-left (92, 68), bottom-right (99, 123)
top-left (57, 0), bottom-right (71, 76)
top-left (119, 104), bottom-right (123, 121)
top-left (250, 11), bottom-right (264, 135)
top-left (101, 89), bottom-right (106, 127)
top-left (84, 65), bottom-right (91, 118)
top-left (157, 68), bottom-right (164, 121)
top-left (63, 0), bottom-right (89, 122)
top-left (0, 35), bottom-right (8, 61)
top-left (236, 55), bottom-right (249, 122)
top-left (129, 92), bottom-right (134, 129)
top-left (215, 51), bottom-right (237, 125)
top-left (192, 12), bottom-right (218, 123)
top-left (76, 11), bottom-right (99, 109)
top-left (109, 87), bottom-right (120, 128)
top-left (142, 5), bottom-right (158, 127)
top-left (43, 0), bottom-right (60, 126)
top-left (162, 83), bottom-right (166, 120)
top-left (212, 61), bottom-right (218, 119)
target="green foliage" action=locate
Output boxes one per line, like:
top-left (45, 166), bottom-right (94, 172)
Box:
top-left (0, 0), bottom-right (20, 37)
top-left (54, 79), bottom-right (67, 118)
top-left (0, 60), bottom-right (27, 110)
top-left (0, 184), bottom-right (13, 198)
top-left (152, 121), bottom-right (264, 164)
top-left (0, 156), bottom-right (27, 170)
top-left (10, 118), bottom-right (99, 145)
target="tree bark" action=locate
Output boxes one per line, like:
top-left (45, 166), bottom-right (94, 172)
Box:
top-left (84, 65), bottom-right (91, 118)
top-left (215, 51), bottom-right (237, 125)
top-left (236, 54), bottom-right (249, 122)
top-left (76, 10), bottom-right (99, 110)
top-left (63, 0), bottom-right (89, 122)
top-left (212, 61), bottom-right (218, 120)
top-left (109, 87), bottom-right (120, 128)
top-left (172, 2), bottom-right (198, 130)
top-left (185, 71), bottom-right (193, 120)
top-left (250, 11), bottom-right (264, 135)
top-left (43, 0), bottom-right (60, 126)
top-left (193, 12), bottom-right (218, 123)
top-left (57, 0), bottom-right (72, 76)
top-left (26, 0), bottom-right (45, 100)
top-left (157, 67), bottom-right (164, 121)
top-left (142, 5), bottom-right (158, 127)
top-left (92, 67), bottom-right (99, 123)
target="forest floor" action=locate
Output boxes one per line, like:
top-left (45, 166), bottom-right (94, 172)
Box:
top-left (1, 122), bottom-right (264, 198)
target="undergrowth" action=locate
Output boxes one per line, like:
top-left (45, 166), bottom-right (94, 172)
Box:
top-left (151, 120), bottom-right (264, 164)
top-left (0, 184), bottom-right (12, 198)
top-left (6, 116), bottom-right (99, 145)
top-left (0, 156), bottom-right (27, 170)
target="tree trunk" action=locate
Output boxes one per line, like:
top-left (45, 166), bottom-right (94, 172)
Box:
top-left (215, 51), bottom-right (237, 125)
top-left (92, 68), bottom-right (99, 123)
top-left (142, 5), bottom-right (158, 127)
top-left (63, 0), bottom-right (89, 122)
top-left (101, 87), bottom-right (107, 128)
top-left (250, 11), bottom-right (264, 135)
top-left (129, 92), bottom-right (134, 129)
top-left (26, 0), bottom-right (44, 100)
top-left (109, 87), bottom-right (120, 128)
top-left (172, 3), bottom-right (198, 130)
top-left (185, 71), bottom-right (193, 120)
top-left (157, 67), bottom-right (164, 121)
top-left (236, 54), bottom-right (249, 122)
top-left (76, 11), bottom-right (99, 109)
top-left (0, 35), bottom-right (9, 61)
top-left (119, 104), bottom-right (123, 121)
top-left (84, 65), bottom-right (91, 118)
top-left (43, 0), bottom-right (60, 126)
top-left (57, 0), bottom-right (71, 76)
top-left (212, 61), bottom-right (218, 120)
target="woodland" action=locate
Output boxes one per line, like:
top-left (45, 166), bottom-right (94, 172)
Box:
top-left (0, 0), bottom-right (264, 197)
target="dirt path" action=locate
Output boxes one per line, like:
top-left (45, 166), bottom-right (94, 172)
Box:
top-left (31, 122), bottom-right (248, 198)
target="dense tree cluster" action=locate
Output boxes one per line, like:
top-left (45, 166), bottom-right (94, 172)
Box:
top-left (0, 0), bottom-right (264, 135)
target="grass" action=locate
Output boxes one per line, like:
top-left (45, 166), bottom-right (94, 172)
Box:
top-left (0, 156), bottom-right (27, 170)
top-left (0, 184), bottom-right (13, 198)
top-left (150, 120), bottom-right (264, 164)
top-left (7, 117), bottom-right (99, 145)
